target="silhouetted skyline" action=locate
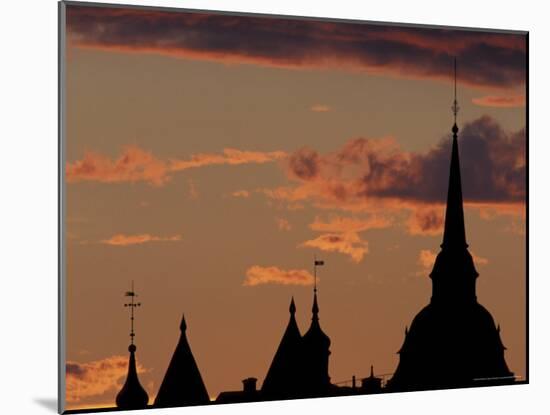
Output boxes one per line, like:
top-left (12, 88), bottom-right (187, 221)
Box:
top-left (106, 65), bottom-right (516, 410)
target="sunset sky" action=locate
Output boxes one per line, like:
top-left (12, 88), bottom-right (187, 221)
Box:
top-left (63, 3), bottom-right (526, 410)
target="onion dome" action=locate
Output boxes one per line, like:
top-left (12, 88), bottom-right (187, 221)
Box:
top-left (116, 344), bottom-right (149, 409)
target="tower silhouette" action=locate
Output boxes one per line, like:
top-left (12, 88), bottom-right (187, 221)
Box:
top-left (301, 260), bottom-right (332, 397)
top-left (386, 60), bottom-right (514, 391)
top-left (154, 313), bottom-right (210, 407)
top-left (115, 283), bottom-right (149, 409)
top-left (258, 259), bottom-right (333, 400)
top-left (261, 297), bottom-right (304, 399)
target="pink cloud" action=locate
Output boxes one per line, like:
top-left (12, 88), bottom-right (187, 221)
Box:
top-left (232, 190), bottom-right (251, 198)
top-left (276, 218), bottom-right (292, 231)
top-left (66, 146), bottom-right (169, 186)
top-left (309, 215), bottom-right (392, 233)
top-left (67, 146), bottom-right (287, 186)
top-left (101, 233), bottom-right (182, 246)
top-left (472, 94), bottom-right (525, 108)
top-left (418, 249), bottom-right (488, 273)
top-left (243, 265), bottom-right (314, 286)
top-left (66, 355), bottom-right (147, 404)
top-left (310, 104), bottom-right (331, 112)
top-left (407, 208), bottom-right (444, 236)
top-left (301, 232), bottom-right (369, 263)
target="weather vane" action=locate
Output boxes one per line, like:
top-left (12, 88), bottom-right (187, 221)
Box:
top-left (124, 280), bottom-right (141, 345)
top-left (451, 58), bottom-right (460, 123)
top-left (313, 255), bottom-right (324, 292)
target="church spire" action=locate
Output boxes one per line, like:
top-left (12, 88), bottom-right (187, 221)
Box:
top-left (442, 58), bottom-right (468, 250)
top-left (154, 312), bottom-right (210, 407)
top-left (262, 297), bottom-right (303, 398)
top-left (116, 282), bottom-right (149, 409)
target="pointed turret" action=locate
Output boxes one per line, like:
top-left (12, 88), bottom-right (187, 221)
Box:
top-left (262, 297), bottom-right (303, 399)
top-left (441, 121), bottom-right (467, 250)
top-left (430, 58), bottom-right (478, 305)
top-left (360, 365), bottom-right (382, 394)
top-left (302, 260), bottom-right (331, 396)
top-left (154, 313), bottom-right (210, 407)
top-left (303, 258), bottom-right (330, 348)
top-left (303, 290), bottom-right (330, 349)
top-left (116, 283), bottom-right (149, 409)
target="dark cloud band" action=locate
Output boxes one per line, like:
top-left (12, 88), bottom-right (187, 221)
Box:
top-left (66, 5), bottom-right (526, 89)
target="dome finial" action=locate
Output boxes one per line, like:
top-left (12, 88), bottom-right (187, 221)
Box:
top-left (116, 282), bottom-right (149, 409)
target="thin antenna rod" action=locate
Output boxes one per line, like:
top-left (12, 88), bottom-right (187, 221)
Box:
top-left (313, 254), bottom-right (317, 292)
top-left (454, 58), bottom-right (457, 105)
top-left (452, 58), bottom-right (460, 124)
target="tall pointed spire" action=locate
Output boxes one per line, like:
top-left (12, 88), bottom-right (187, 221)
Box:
top-left (387, 57), bottom-right (515, 392)
top-left (154, 313), bottom-right (210, 407)
top-left (262, 297), bottom-right (303, 398)
top-left (116, 282), bottom-right (149, 409)
top-left (289, 296), bottom-right (296, 314)
top-left (442, 58), bottom-right (468, 250)
top-left (312, 291), bottom-right (319, 321)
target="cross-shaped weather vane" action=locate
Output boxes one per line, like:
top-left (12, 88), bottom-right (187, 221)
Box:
top-left (313, 255), bottom-right (325, 292)
top-left (124, 280), bottom-right (141, 345)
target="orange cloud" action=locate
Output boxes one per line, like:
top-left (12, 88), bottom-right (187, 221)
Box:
top-left (258, 117), bottom-right (524, 238)
top-left (66, 355), bottom-right (147, 404)
top-left (243, 265), bottom-right (314, 286)
top-left (276, 218), bottom-right (292, 231)
top-left (418, 249), bottom-right (437, 271)
top-left (66, 146), bottom-right (169, 186)
top-left (301, 232), bottom-right (369, 263)
top-left (169, 148), bottom-right (286, 171)
top-left (418, 249), bottom-right (488, 273)
top-left (67, 146), bottom-right (287, 186)
top-left (469, 201), bottom-right (525, 220)
top-left (472, 94), bottom-right (525, 108)
top-left (101, 233), bottom-right (182, 246)
top-left (407, 207), bottom-right (444, 236)
top-left (473, 253), bottom-right (490, 266)
top-left (310, 104), bottom-right (331, 112)
top-left (309, 215), bottom-right (392, 233)
top-left (232, 190), bottom-right (251, 198)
